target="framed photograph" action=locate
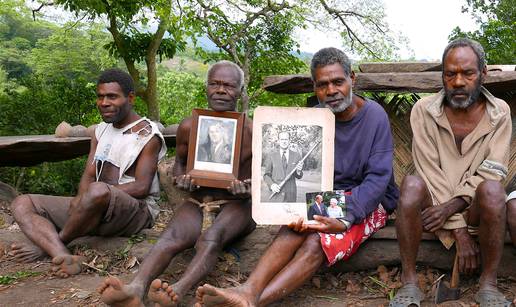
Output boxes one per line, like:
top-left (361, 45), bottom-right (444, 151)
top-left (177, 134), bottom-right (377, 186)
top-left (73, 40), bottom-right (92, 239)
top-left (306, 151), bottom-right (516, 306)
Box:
top-left (252, 106), bottom-right (335, 224)
top-left (305, 190), bottom-right (348, 221)
top-left (186, 109), bottom-right (245, 189)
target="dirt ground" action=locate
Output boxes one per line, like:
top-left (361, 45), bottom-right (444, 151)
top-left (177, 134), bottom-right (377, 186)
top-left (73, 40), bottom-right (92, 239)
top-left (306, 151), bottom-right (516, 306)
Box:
top-left (0, 200), bottom-right (515, 307)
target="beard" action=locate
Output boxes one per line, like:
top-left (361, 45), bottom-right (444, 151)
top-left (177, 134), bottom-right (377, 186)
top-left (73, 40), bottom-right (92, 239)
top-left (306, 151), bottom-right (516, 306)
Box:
top-left (324, 88), bottom-right (353, 113)
top-left (445, 79), bottom-right (482, 109)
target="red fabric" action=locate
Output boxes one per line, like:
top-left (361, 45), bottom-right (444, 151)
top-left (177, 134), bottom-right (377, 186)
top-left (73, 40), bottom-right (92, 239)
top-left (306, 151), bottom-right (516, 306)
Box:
top-left (319, 204), bottom-right (387, 266)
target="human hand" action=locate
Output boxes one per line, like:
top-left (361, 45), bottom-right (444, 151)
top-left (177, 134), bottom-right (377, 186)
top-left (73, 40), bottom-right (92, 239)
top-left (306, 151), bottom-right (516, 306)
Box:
top-left (227, 179), bottom-right (251, 196)
top-left (296, 161), bottom-right (304, 173)
top-left (270, 183), bottom-right (281, 193)
top-left (422, 205), bottom-right (452, 232)
top-left (174, 174), bottom-right (199, 192)
top-left (453, 228), bottom-right (480, 275)
top-left (288, 217), bottom-right (309, 232)
top-left (304, 215), bottom-right (347, 233)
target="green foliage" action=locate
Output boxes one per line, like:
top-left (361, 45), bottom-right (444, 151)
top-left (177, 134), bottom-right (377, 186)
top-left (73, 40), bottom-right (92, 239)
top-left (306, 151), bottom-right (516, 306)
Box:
top-left (158, 70), bottom-right (206, 125)
top-left (27, 24), bottom-right (117, 81)
top-left (449, 0), bottom-right (515, 63)
top-left (0, 271), bottom-right (42, 285)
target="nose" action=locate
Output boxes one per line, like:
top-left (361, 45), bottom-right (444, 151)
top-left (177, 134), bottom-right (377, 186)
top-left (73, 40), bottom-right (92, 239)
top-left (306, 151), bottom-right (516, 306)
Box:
top-left (453, 73), bottom-right (466, 87)
top-left (327, 83), bottom-right (338, 96)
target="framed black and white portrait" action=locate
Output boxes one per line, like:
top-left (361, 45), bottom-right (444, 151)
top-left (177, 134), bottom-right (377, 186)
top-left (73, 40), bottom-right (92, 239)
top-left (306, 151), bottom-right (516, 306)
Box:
top-left (252, 106), bottom-right (335, 224)
top-left (186, 109), bottom-right (244, 189)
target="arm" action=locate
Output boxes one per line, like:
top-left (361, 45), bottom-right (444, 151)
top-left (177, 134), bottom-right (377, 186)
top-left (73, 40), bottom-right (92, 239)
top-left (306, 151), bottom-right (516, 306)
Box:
top-left (345, 112), bottom-right (395, 225)
top-left (172, 118), bottom-right (199, 191)
top-left (70, 134), bottom-right (98, 212)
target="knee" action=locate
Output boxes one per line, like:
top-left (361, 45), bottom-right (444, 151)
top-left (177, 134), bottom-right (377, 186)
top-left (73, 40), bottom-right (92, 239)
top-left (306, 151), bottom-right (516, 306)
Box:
top-left (398, 176), bottom-right (427, 211)
top-left (82, 182), bottom-right (111, 211)
top-left (476, 180), bottom-right (505, 212)
top-left (10, 195), bottom-right (34, 220)
top-left (196, 226), bottom-right (224, 251)
top-left (296, 234), bottom-right (323, 263)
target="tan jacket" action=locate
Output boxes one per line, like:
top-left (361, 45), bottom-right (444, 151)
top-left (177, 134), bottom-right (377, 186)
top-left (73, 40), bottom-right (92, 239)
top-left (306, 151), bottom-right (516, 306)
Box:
top-left (411, 87), bottom-right (511, 247)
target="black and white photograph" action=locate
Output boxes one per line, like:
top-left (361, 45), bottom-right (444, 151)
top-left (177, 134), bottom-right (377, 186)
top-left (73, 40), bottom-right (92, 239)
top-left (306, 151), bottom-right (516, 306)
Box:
top-left (194, 115), bottom-right (237, 173)
top-left (252, 106), bottom-right (335, 225)
top-left (260, 124), bottom-right (322, 203)
top-left (305, 190), bottom-right (347, 221)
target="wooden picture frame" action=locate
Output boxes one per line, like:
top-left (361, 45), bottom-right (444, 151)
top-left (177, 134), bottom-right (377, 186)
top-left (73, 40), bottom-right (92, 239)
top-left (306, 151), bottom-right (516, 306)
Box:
top-left (186, 109), bottom-right (245, 189)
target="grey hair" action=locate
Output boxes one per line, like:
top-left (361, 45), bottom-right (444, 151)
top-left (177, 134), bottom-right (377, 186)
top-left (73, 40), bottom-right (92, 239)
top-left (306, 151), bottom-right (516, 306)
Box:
top-left (310, 47), bottom-right (352, 80)
top-left (442, 38), bottom-right (486, 72)
top-left (206, 60), bottom-right (245, 89)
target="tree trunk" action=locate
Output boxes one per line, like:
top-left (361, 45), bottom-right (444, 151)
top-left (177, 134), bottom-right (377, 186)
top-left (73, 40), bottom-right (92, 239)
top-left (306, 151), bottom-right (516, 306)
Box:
top-left (145, 55), bottom-right (160, 121)
top-left (241, 58), bottom-right (251, 113)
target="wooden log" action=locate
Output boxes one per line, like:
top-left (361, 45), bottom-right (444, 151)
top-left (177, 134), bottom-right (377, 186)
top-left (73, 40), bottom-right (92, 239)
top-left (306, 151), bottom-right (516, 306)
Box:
top-left (358, 62), bottom-right (515, 73)
top-left (359, 62), bottom-right (441, 73)
top-left (0, 134), bottom-right (177, 167)
top-left (262, 71), bottom-right (516, 94)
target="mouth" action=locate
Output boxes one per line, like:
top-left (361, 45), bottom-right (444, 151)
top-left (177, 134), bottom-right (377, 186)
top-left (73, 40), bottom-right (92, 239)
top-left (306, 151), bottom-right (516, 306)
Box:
top-left (325, 99), bottom-right (343, 107)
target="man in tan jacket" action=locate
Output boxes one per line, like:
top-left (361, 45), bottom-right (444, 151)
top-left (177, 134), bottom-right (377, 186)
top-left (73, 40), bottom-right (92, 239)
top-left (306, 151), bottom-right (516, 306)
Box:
top-left (390, 38), bottom-right (512, 307)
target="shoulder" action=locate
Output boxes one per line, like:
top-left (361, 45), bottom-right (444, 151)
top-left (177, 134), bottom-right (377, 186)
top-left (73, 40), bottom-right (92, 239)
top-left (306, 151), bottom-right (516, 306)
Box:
top-left (177, 116), bottom-right (194, 135)
top-left (362, 99), bottom-right (390, 128)
top-left (95, 122), bottom-right (109, 140)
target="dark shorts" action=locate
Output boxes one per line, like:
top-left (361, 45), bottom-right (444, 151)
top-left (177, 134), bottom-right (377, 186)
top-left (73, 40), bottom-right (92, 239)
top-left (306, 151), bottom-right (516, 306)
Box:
top-left (29, 185), bottom-right (153, 237)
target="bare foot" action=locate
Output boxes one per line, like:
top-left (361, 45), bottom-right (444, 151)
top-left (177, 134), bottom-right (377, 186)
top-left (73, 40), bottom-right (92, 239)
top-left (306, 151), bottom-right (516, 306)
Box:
top-left (51, 254), bottom-right (85, 278)
top-left (148, 279), bottom-right (181, 307)
top-left (98, 276), bottom-right (144, 307)
top-left (9, 242), bottom-right (47, 263)
top-left (195, 284), bottom-right (257, 307)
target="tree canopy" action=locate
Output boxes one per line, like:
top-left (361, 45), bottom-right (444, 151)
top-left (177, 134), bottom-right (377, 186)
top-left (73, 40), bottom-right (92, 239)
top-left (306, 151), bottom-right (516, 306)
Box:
top-left (449, 0), bottom-right (515, 63)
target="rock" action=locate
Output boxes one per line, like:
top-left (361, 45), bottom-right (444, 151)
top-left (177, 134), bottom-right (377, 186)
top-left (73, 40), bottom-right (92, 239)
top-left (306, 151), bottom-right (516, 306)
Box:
top-left (55, 121), bottom-right (72, 138)
top-left (86, 124), bottom-right (97, 138)
top-left (69, 125), bottom-right (88, 137)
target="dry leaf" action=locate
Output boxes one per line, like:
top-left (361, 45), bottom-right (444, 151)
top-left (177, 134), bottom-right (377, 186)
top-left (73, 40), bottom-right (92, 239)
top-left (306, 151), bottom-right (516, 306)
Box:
top-left (124, 256), bottom-right (138, 270)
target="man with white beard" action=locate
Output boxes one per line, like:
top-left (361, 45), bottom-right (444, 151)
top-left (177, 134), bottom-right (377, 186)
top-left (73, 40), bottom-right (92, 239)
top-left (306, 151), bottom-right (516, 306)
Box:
top-left (390, 38), bottom-right (512, 307)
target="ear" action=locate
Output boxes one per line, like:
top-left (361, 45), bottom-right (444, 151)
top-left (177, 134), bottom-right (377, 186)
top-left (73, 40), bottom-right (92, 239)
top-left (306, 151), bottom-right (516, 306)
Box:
top-left (349, 70), bottom-right (356, 86)
top-left (480, 65), bottom-right (487, 82)
top-left (127, 92), bottom-right (136, 105)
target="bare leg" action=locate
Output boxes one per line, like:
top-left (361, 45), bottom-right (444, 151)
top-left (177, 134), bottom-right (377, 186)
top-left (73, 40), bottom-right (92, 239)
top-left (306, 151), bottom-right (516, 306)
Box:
top-left (151, 200), bottom-right (255, 306)
top-left (507, 199), bottom-right (516, 248)
top-left (258, 233), bottom-right (324, 305)
top-left (99, 201), bottom-right (202, 306)
top-left (195, 226), bottom-right (309, 306)
top-left (11, 195), bottom-right (69, 260)
top-left (395, 176), bottom-right (432, 285)
top-left (59, 182), bottom-right (110, 244)
top-left (467, 180), bottom-right (506, 291)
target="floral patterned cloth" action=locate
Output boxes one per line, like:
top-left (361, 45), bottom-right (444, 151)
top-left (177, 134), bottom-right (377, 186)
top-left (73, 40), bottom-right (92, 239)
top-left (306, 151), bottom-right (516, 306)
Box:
top-left (318, 204), bottom-right (387, 266)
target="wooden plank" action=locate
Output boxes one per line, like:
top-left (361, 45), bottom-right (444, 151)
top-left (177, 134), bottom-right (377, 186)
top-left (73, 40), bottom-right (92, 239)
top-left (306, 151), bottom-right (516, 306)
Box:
top-left (359, 62), bottom-right (515, 73)
top-left (359, 62), bottom-right (441, 73)
top-left (262, 71), bottom-right (516, 94)
top-left (0, 134), bottom-right (176, 167)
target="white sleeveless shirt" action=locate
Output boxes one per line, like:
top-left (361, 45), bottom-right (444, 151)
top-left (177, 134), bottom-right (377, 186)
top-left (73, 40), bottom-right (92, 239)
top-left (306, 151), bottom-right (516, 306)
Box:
top-left (94, 117), bottom-right (166, 220)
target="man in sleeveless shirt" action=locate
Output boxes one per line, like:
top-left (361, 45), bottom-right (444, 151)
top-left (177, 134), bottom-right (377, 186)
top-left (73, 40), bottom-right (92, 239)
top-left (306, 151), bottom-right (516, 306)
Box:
top-left (9, 69), bottom-right (166, 278)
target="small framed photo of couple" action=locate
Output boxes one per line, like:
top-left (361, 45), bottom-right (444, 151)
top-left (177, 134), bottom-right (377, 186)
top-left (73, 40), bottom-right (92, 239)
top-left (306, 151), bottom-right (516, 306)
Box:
top-left (251, 106), bottom-right (335, 225)
top-left (186, 108), bottom-right (245, 189)
top-left (305, 190), bottom-right (348, 222)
